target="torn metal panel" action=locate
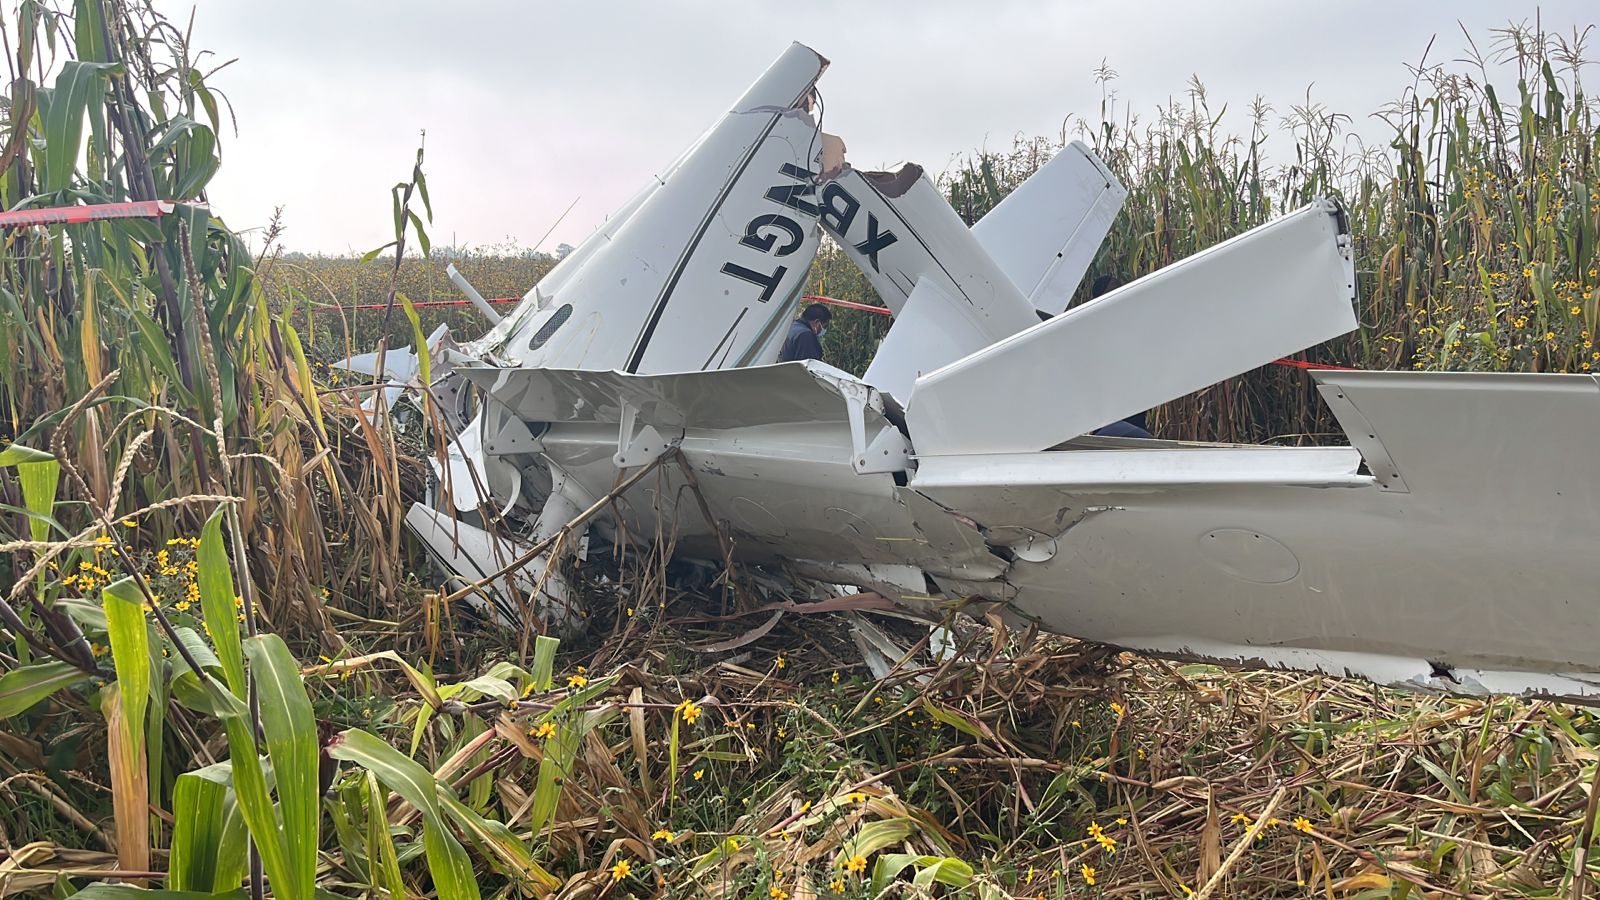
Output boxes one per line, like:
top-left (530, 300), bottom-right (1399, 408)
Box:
top-left (970, 141), bottom-right (1128, 315)
top-left (406, 503), bottom-right (540, 625)
top-left (455, 360), bottom-right (880, 431)
top-left (1109, 637), bottom-right (1600, 703)
top-left (906, 199), bottom-right (1359, 456)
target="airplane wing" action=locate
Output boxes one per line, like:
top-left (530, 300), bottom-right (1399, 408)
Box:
top-left (906, 199), bottom-right (1358, 454)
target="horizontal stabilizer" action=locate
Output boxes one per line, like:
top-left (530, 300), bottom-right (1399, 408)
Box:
top-left (971, 141), bottom-right (1127, 315)
top-left (907, 199), bottom-right (1358, 456)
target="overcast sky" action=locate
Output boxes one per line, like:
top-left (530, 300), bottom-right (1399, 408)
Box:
top-left (174, 1), bottom-right (1594, 255)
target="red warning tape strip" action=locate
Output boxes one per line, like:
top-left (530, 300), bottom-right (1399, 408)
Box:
top-left (0, 200), bottom-right (176, 227)
top-left (311, 297), bottom-right (521, 313)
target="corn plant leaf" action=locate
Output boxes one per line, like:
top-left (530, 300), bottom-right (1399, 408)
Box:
top-left (526, 679), bottom-right (618, 838)
top-left (169, 762), bottom-right (247, 892)
top-left (0, 660), bottom-right (89, 717)
top-left (837, 818), bottom-right (915, 866)
top-left (41, 60), bottom-right (115, 192)
top-left (243, 633), bottom-right (319, 900)
top-left (197, 509), bottom-right (246, 697)
top-left (366, 773), bottom-right (409, 900)
top-left (871, 854), bottom-right (973, 893)
top-left (15, 459), bottom-right (59, 545)
top-left (327, 727), bottom-right (446, 821)
top-left (0, 443), bottom-right (53, 465)
top-left (101, 683), bottom-right (151, 876)
top-left (396, 292), bottom-right (430, 385)
top-left (101, 578), bottom-right (150, 731)
top-left (422, 817), bottom-right (480, 900)
top-left (440, 792), bottom-right (560, 891)
top-left (530, 635), bottom-right (558, 691)
top-left (327, 729), bottom-right (483, 900)
top-left (69, 886), bottom-right (247, 900)
top-left (220, 706), bottom-right (294, 899)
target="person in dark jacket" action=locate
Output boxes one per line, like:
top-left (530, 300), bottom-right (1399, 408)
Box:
top-left (777, 302), bottom-right (832, 362)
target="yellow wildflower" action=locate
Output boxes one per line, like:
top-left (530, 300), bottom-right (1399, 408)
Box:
top-left (566, 674), bottom-right (588, 688)
top-left (651, 829), bottom-right (674, 841)
top-left (1081, 863), bottom-right (1096, 885)
top-left (1110, 701), bottom-right (1125, 718)
top-left (1293, 816), bottom-right (1314, 834)
top-left (693, 768), bottom-right (704, 781)
top-left (533, 721), bottom-right (556, 739)
top-left (829, 878), bottom-right (845, 892)
top-left (842, 854), bottom-right (867, 875)
top-left (769, 886), bottom-right (788, 900)
top-left (678, 699), bottom-right (702, 726)
top-left (846, 791), bottom-right (866, 804)
top-left (610, 858), bottom-right (630, 881)
top-left (831, 671), bottom-right (840, 684)
top-left (1087, 821), bottom-right (1117, 854)
top-left (776, 653), bottom-right (786, 669)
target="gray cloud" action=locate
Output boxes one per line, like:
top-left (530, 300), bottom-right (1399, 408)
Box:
top-left (175, 0), bottom-right (1593, 254)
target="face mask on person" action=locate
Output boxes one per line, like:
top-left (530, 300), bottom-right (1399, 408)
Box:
top-left (818, 327), bottom-right (828, 339)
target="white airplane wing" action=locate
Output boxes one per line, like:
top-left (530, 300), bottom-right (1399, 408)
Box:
top-left (907, 199), bottom-right (1358, 455)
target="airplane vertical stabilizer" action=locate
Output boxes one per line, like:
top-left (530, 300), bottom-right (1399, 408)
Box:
top-left (483, 42), bottom-right (831, 375)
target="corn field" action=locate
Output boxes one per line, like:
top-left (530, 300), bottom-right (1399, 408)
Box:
top-left (4, 1), bottom-right (1600, 898)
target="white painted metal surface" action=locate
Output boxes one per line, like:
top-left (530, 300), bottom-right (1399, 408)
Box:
top-left (906, 199), bottom-right (1358, 455)
top-left (971, 141), bottom-right (1128, 315)
top-left (396, 40), bottom-right (1600, 702)
top-left (478, 42), bottom-right (829, 375)
top-left (817, 164), bottom-right (1040, 404)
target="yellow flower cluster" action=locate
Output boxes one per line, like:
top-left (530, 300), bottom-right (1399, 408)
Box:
top-left (1086, 820), bottom-right (1117, 855)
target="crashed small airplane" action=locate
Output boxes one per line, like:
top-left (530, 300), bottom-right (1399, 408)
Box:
top-left (390, 43), bottom-right (1600, 701)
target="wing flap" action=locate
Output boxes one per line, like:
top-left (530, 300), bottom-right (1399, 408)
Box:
top-left (906, 199), bottom-right (1358, 456)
